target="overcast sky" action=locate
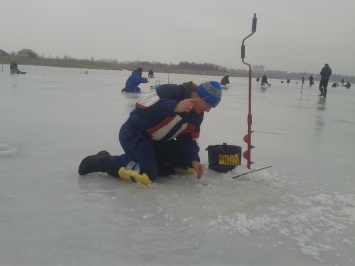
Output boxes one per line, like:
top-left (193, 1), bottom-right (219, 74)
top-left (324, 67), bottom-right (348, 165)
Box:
top-left (1, 0), bottom-right (355, 76)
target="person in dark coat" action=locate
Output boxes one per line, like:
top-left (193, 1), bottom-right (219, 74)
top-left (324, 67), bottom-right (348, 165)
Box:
top-left (221, 75), bottom-right (230, 86)
top-left (122, 67), bottom-right (148, 93)
top-left (148, 69), bottom-right (154, 78)
top-left (10, 61), bottom-right (18, 73)
top-left (331, 83), bottom-right (338, 88)
top-left (309, 75), bottom-right (314, 86)
top-left (319, 64), bottom-right (332, 97)
top-left (261, 75), bottom-right (270, 86)
top-left (79, 81), bottom-right (222, 185)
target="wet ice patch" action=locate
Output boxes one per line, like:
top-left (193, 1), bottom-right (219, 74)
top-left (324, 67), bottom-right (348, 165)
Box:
top-left (334, 119), bottom-right (355, 124)
top-left (0, 143), bottom-right (17, 156)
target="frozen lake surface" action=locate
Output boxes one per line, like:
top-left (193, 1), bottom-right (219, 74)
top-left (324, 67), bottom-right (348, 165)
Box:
top-left (1, 65), bottom-right (355, 265)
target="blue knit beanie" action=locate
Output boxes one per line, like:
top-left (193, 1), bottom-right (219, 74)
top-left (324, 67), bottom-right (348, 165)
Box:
top-left (195, 81), bottom-right (222, 107)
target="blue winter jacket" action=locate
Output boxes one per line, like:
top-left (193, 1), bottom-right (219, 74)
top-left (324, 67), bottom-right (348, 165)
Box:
top-left (125, 70), bottom-right (148, 93)
top-left (127, 82), bottom-right (203, 165)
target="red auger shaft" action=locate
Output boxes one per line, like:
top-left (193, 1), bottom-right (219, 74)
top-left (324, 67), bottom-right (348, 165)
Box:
top-left (241, 13), bottom-right (257, 169)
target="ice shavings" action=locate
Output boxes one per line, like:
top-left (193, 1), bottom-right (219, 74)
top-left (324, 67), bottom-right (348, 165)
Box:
top-left (208, 213), bottom-right (280, 235)
top-left (208, 191), bottom-right (355, 261)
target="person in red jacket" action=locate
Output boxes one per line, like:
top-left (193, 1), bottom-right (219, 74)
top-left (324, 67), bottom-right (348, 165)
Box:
top-left (79, 81), bottom-right (222, 185)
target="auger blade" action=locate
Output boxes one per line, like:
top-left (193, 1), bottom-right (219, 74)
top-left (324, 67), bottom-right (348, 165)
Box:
top-left (243, 150), bottom-right (250, 160)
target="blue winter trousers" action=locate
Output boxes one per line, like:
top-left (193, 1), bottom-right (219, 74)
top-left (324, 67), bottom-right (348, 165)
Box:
top-left (104, 121), bottom-right (188, 181)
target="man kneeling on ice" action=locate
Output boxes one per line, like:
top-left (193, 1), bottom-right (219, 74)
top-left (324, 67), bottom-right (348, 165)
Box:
top-left (78, 81), bottom-right (222, 185)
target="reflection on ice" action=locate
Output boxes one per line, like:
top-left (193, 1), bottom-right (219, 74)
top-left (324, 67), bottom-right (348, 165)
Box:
top-left (317, 97), bottom-right (326, 111)
top-left (0, 143), bottom-right (17, 156)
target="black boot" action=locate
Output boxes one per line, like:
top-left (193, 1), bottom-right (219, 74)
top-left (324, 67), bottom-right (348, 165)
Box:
top-left (154, 148), bottom-right (174, 176)
top-left (78, 151), bottom-right (111, 175)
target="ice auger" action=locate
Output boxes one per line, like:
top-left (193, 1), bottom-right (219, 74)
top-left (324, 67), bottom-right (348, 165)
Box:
top-left (241, 13), bottom-right (257, 169)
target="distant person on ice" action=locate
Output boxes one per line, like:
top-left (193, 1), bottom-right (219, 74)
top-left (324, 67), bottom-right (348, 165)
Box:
top-left (309, 75), bottom-right (314, 86)
top-left (10, 61), bottom-right (18, 73)
top-left (148, 69), bottom-right (154, 78)
top-left (221, 75), bottom-right (230, 86)
top-left (79, 81), bottom-right (222, 185)
top-left (10, 60), bottom-right (26, 74)
top-left (261, 74), bottom-right (270, 86)
top-left (319, 63), bottom-right (332, 97)
top-left (121, 67), bottom-right (148, 93)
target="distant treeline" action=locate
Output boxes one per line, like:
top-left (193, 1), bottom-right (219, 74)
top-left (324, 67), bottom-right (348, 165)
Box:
top-left (1, 53), bottom-right (354, 82)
